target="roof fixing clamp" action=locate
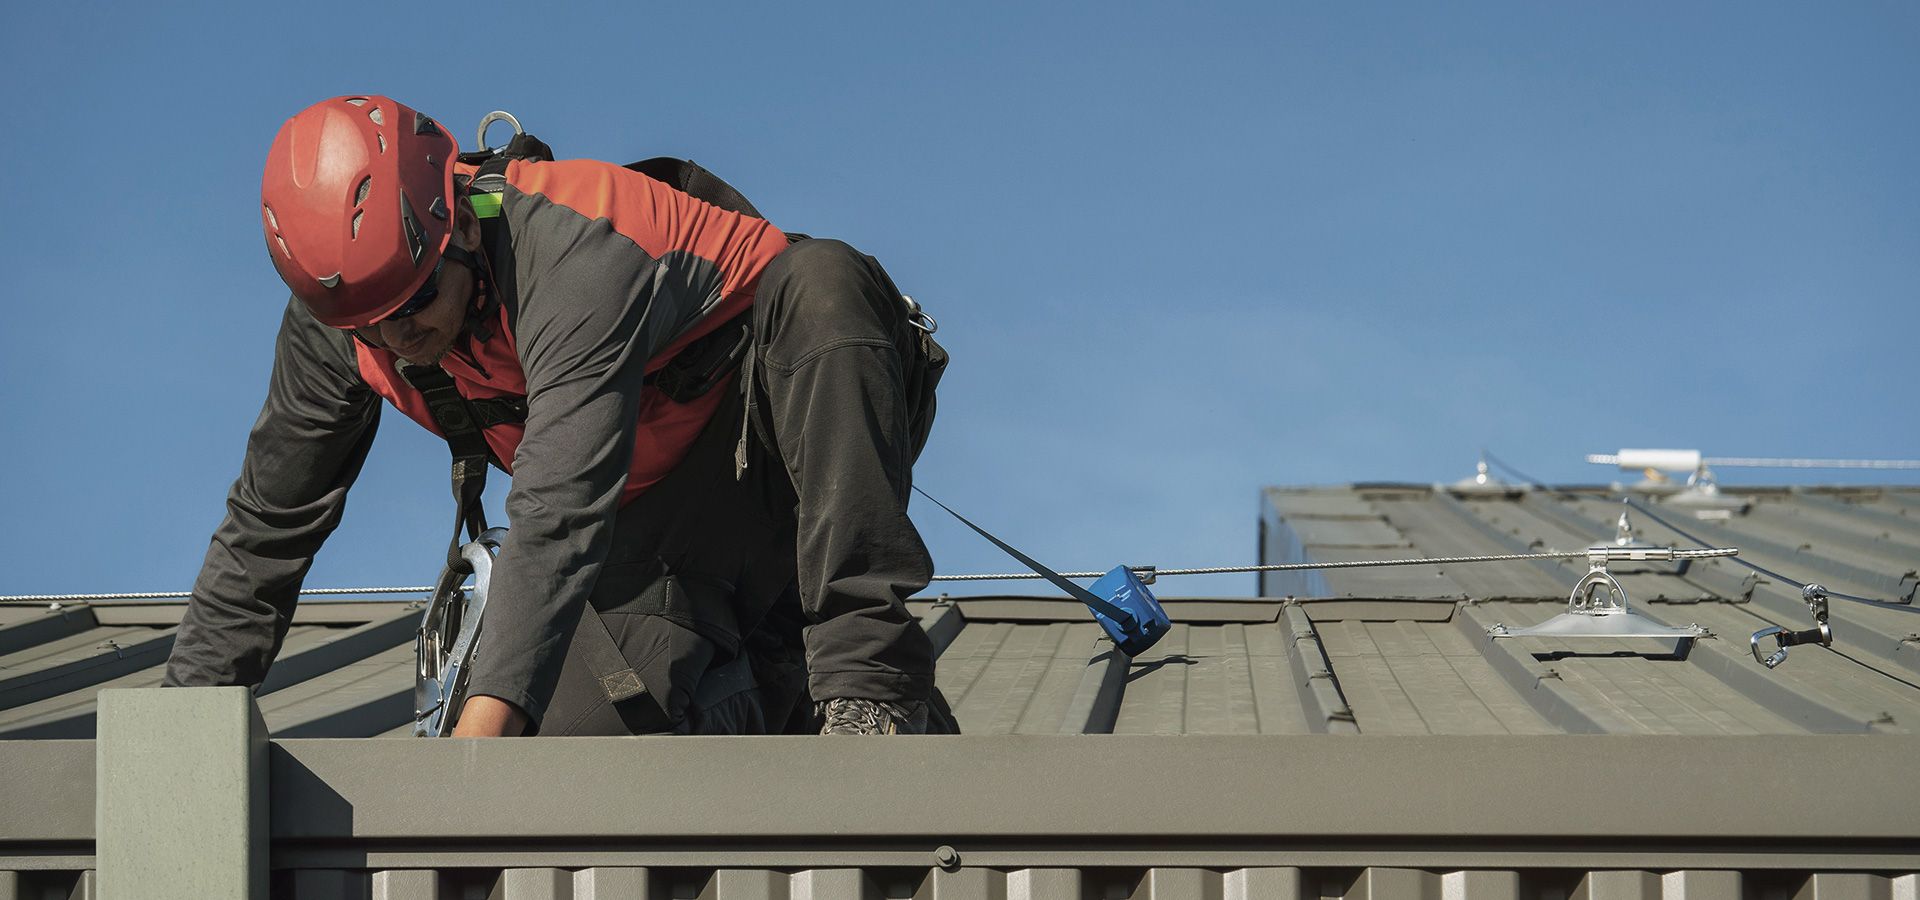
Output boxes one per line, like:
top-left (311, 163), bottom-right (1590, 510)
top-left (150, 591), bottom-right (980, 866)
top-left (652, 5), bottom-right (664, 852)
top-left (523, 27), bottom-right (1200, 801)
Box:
top-left (1487, 546), bottom-right (1731, 641)
top-left (1749, 583), bottom-right (1835, 669)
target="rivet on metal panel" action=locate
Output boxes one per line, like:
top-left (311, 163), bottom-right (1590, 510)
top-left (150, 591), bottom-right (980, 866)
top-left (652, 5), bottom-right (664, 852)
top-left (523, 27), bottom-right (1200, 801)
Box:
top-left (934, 844), bottom-right (961, 869)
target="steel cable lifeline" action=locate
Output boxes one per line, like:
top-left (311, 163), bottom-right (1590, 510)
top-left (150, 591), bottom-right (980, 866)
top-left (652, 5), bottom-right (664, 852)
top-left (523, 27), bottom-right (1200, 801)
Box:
top-left (0, 549), bottom-right (1748, 605)
top-left (1620, 497), bottom-right (1920, 616)
top-left (923, 549), bottom-right (1738, 582)
top-left (0, 586), bottom-right (438, 604)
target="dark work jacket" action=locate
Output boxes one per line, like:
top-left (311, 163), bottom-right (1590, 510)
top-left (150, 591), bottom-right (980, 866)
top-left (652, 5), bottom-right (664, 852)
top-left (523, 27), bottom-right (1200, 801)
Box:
top-left (163, 158), bottom-right (789, 728)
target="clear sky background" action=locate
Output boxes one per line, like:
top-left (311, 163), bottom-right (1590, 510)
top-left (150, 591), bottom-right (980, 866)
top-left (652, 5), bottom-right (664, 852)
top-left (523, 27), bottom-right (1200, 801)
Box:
top-left (2, 2), bottom-right (1915, 599)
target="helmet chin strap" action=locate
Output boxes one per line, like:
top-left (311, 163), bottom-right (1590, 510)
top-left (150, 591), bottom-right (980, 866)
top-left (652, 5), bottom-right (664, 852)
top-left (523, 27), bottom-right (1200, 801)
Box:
top-left (441, 242), bottom-right (497, 343)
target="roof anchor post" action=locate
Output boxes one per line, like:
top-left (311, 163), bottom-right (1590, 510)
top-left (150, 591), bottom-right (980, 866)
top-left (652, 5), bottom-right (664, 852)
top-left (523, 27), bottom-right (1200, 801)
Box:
top-left (1488, 546), bottom-right (1727, 642)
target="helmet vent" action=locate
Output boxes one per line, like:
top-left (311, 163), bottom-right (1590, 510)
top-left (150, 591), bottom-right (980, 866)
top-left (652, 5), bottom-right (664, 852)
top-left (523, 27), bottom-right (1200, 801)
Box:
top-left (351, 209), bottom-right (364, 239)
top-left (345, 97), bottom-right (368, 107)
top-left (318, 273), bottom-right (342, 288)
top-left (367, 106), bottom-right (384, 126)
top-left (398, 192), bottom-right (425, 264)
top-left (262, 204), bottom-right (279, 231)
top-left (355, 176), bottom-right (373, 207)
top-left (376, 133), bottom-right (386, 154)
top-left (275, 235), bottom-right (291, 259)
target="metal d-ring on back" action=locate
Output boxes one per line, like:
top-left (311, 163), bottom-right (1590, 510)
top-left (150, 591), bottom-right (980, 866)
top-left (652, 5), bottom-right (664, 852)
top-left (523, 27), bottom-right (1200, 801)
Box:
top-left (476, 110), bottom-right (525, 155)
top-left (900, 294), bottom-right (938, 334)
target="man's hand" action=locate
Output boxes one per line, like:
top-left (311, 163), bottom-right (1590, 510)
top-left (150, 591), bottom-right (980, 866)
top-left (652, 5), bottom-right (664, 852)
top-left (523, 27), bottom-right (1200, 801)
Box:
top-left (451, 694), bottom-right (530, 737)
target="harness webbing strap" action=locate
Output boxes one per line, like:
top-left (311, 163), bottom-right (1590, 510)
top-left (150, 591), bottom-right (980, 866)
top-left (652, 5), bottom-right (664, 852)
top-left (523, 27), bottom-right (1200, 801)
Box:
top-left (911, 487), bottom-right (1136, 627)
top-left (400, 364), bottom-right (493, 568)
top-left (469, 192), bottom-right (503, 219)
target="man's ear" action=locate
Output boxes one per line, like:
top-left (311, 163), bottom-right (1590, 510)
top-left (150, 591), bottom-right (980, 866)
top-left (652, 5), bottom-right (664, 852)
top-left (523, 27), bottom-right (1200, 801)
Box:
top-left (452, 196), bottom-right (483, 251)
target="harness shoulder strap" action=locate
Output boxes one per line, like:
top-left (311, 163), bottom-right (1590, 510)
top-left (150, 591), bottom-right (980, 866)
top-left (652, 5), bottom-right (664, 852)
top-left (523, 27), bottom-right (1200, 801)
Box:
top-left (625, 157), bottom-right (763, 219)
top-left (399, 364), bottom-right (494, 566)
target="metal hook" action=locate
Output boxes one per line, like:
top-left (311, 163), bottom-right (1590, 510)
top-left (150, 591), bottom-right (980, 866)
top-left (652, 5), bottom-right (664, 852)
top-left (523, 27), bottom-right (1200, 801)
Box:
top-left (900, 294), bottom-right (938, 334)
top-left (476, 110), bottom-right (525, 154)
top-left (1748, 583), bottom-right (1835, 669)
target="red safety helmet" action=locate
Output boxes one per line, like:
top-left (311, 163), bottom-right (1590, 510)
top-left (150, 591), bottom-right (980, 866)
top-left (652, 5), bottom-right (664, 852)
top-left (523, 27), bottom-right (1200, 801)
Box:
top-left (260, 96), bottom-right (460, 329)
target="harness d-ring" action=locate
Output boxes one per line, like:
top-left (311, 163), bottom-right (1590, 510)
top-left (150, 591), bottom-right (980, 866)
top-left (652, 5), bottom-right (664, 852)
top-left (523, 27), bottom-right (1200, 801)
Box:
top-left (901, 294), bottom-right (938, 334)
top-left (476, 111), bottom-right (525, 154)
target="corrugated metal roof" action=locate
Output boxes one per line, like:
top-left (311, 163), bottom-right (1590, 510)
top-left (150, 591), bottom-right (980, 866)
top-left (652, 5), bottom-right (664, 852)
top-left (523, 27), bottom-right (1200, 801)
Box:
top-left (0, 603), bottom-right (419, 740)
top-left (1260, 483), bottom-right (1920, 736)
top-left (4, 484), bottom-right (1917, 740)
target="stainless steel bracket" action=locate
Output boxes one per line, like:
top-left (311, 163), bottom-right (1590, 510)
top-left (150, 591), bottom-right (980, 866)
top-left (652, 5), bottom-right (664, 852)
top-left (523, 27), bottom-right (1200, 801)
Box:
top-left (1488, 546), bottom-right (1732, 641)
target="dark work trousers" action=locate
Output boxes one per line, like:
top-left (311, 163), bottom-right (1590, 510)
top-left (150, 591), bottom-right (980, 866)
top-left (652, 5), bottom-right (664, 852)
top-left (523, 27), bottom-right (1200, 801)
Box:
top-left (750, 238), bottom-right (942, 706)
top-left (536, 238), bottom-right (945, 736)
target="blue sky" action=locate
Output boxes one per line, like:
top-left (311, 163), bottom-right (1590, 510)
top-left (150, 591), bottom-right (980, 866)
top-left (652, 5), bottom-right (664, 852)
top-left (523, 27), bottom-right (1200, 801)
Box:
top-left (2, 2), bottom-right (1915, 598)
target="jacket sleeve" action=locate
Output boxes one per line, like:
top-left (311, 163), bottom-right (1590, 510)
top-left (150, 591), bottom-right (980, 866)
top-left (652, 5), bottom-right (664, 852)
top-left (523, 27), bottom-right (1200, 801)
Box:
top-left (460, 159), bottom-right (773, 727)
top-left (163, 298), bottom-right (380, 687)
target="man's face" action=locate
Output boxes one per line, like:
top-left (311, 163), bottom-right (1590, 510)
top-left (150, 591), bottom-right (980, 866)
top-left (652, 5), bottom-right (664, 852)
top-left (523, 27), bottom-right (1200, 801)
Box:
top-left (360, 256), bottom-right (475, 365)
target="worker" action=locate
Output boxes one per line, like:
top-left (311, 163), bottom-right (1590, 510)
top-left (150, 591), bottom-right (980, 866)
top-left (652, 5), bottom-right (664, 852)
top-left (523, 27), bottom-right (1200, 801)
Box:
top-left (161, 95), bottom-right (952, 736)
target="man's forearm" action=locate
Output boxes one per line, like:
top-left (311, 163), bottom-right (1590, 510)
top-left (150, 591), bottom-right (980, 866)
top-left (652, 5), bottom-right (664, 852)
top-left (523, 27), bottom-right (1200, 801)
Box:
top-left (451, 694), bottom-right (530, 737)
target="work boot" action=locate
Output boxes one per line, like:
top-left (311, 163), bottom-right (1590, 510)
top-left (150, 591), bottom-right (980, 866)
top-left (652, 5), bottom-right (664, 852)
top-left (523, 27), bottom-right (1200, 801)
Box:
top-left (817, 697), bottom-right (929, 735)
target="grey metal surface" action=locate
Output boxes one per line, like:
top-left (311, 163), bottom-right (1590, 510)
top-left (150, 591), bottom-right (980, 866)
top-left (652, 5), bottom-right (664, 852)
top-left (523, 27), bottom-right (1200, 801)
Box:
top-left (4, 483), bottom-right (1920, 894)
top-left (246, 866), bottom-right (1920, 900)
top-left (0, 605), bottom-right (419, 740)
top-left (264, 734), bottom-right (1920, 847)
top-left (1261, 484), bottom-right (1920, 735)
top-left (95, 688), bottom-right (266, 899)
top-left (3, 484), bottom-right (1916, 744)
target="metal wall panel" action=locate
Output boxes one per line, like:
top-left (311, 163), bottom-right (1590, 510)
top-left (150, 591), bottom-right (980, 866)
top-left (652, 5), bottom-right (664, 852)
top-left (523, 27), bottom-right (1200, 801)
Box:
top-left (255, 867), bottom-right (1920, 900)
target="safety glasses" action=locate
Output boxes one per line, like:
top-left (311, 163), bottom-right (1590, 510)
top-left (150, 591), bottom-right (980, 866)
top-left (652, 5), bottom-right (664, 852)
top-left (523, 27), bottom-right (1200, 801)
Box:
top-left (384, 259), bottom-right (446, 321)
